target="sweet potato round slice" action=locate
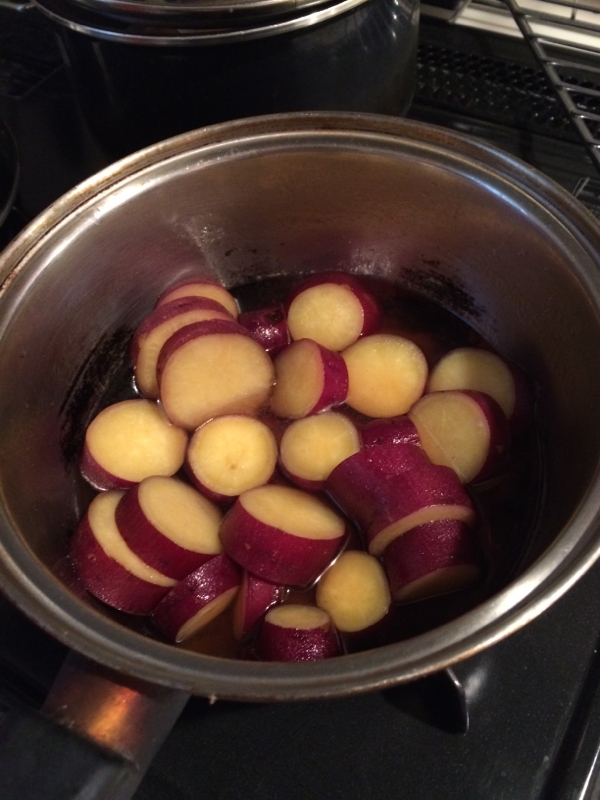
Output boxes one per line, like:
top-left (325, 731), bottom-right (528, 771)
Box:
top-left (220, 484), bottom-right (347, 586)
top-left (258, 604), bottom-right (342, 662)
top-left (427, 347), bottom-right (515, 417)
top-left (80, 399), bottom-right (188, 491)
top-left (151, 554), bottom-right (241, 642)
top-left (382, 519), bottom-right (482, 603)
top-left (115, 476), bottom-right (223, 579)
top-left (316, 551), bottom-right (390, 633)
top-left (427, 346), bottom-right (533, 432)
top-left (342, 334), bottom-right (428, 418)
top-left (279, 411), bottom-right (361, 491)
top-left (156, 279), bottom-right (239, 318)
top-left (286, 273), bottom-right (381, 351)
top-left (270, 339), bottom-right (348, 419)
top-left (186, 415), bottom-right (278, 502)
top-left (132, 297), bottom-right (233, 398)
top-left (158, 319), bottom-right (275, 430)
top-left (70, 490), bottom-right (176, 615)
top-left (237, 303), bottom-right (289, 355)
top-left (366, 461), bottom-right (476, 557)
top-left (325, 442), bottom-right (428, 528)
top-left (409, 390), bottom-right (510, 483)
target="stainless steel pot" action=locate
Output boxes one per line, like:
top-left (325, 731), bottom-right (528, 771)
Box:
top-left (2, 112), bottom-right (600, 796)
top-left (19, 0), bottom-right (420, 158)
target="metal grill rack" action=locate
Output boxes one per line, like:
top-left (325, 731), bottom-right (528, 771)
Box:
top-left (504, 0), bottom-right (600, 175)
top-left (414, 40), bottom-right (579, 138)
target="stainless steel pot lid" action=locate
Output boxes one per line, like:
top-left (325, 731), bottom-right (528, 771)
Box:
top-left (37, 0), bottom-right (356, 28)
top-left (33, 0), bottom-right (372, 42)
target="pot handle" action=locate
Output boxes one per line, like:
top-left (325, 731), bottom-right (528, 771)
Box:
top-left (0, 650), bottom-right (190, 800)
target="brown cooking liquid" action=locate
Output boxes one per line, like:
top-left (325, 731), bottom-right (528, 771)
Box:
top-left (61, 274), bottom-right (543, 659)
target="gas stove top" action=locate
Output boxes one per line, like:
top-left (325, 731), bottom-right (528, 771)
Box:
top-left (2, 7), bottom-right (600, 800)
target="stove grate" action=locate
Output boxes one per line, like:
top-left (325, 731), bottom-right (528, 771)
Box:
top-left (415, 39), bottom-right (579, 138)
top-left (504, 0), bottom-right (600, 175)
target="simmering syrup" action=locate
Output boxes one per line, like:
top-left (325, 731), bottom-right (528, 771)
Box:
top-left (60, 274), bottom-right (543, 659)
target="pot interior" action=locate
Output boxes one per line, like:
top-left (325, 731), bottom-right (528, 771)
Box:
top-left (1, 115), bottom-right (600, 699)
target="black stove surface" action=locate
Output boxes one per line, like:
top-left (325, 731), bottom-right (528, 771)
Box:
top-left (2, 10), bottom-right (600, 800)
top-left (135, 563), bottom-right (600, 800)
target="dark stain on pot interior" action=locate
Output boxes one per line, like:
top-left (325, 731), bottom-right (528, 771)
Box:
top-left (402, 265), bottom-right (485, 321)
top-left (59, 325), bottom-right (134, 467)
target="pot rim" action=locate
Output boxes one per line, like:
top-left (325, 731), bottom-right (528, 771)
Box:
top-left (55, 0), bottom-right (341, 26)
top-left (32, 0), bottom-right (374, 43)
top-left (2, 111), bottom-right (600, 701)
